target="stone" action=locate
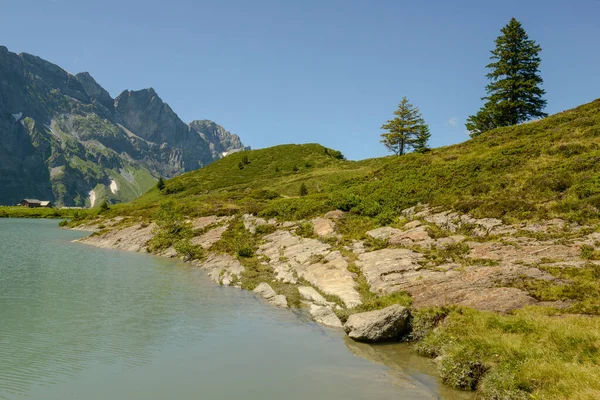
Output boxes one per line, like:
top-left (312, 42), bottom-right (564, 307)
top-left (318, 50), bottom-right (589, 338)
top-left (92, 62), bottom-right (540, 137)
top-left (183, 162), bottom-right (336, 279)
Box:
top-left (403, 220), bottom-right (422, 229)
top-left (312, 217), bottom-right (336, 237)
top-left (356, 248), bottom-right (426, 294)
top-left (196, 253), bottom-right (245, 286)
top-left (298, 286), bottom-right (332, 306)
top-left (344, 305), bottom-right (410, 342)
top-left (324, 210), bottom-right (346, 220)
top-left (190, 225), bottom-right (228, 249)
top-left (366, 227), bottom-right (402, 242)
top-left (190, 216), bottom-right (221, 230)
top-left (309, 304), bottom-right (343, 328)
top-left (258, 230), bottom-right (361, 307)
top-left (76, 222), bottom-right (155, 252)
top-left (242, 214), bottom-right (268, 233)
top-left (253, 282), bottom-right (288, 308)
top-left (400, 226), bottom-right (431, 242)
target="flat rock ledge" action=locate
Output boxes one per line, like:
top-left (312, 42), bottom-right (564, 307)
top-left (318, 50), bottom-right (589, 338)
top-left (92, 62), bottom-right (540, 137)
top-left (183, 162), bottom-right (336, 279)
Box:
top-left (253, 282), bottom-right (288, 308)
top-left (343, 304), bottom-right (410, 342)
top-left (309, 304), bottom-right (343, 328)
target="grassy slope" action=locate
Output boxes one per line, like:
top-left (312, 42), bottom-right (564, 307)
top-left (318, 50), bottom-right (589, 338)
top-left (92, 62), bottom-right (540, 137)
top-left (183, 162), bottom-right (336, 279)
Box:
top-left (72, 99), bottom-right (600, 399)
top-left (108, 99), bottom-right (600, 226)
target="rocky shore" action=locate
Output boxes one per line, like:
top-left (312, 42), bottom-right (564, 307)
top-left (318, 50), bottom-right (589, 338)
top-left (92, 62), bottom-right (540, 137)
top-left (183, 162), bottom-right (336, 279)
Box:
top-left (73, 205), bottom-right (600, 342)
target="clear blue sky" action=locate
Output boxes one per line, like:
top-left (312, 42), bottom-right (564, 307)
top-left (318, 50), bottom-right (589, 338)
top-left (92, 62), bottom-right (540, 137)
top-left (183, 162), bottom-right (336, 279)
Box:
top-left (2, 0), bottom-right (599, 160)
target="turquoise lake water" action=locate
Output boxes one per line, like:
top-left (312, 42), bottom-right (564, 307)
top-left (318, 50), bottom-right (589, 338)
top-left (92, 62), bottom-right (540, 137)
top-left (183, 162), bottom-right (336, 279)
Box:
top-left (0, 219), bottom-right (469, 400)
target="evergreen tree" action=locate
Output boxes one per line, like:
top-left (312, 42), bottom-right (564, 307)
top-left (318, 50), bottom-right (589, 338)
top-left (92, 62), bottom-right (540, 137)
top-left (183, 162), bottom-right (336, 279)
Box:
top-left (156, 177), bottom-right (165, 191)
top-left (299, 183), bottom-right (308, 197)
top-left (99, 200), bottom-right (109, 212)
top-left (381, 97), bottom-right (430, 155)
top-left (467, 18), bottom-right (547, 137)
top-left (413, 125), bottom-right (431, 153)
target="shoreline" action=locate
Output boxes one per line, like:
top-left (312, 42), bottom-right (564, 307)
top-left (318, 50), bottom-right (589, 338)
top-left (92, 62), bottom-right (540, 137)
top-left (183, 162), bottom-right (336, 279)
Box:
top-left (65, 205), bottom-right (600, 397)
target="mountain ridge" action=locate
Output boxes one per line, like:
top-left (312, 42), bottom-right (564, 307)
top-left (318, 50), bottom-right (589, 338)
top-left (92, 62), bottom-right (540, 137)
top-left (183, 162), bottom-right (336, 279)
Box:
top-left (0, 45), bottom-right (245, 206)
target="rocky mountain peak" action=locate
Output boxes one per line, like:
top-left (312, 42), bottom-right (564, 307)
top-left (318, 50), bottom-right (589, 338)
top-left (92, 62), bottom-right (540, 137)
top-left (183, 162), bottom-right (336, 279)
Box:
top-left (0, 45), bottom-right (246, 206)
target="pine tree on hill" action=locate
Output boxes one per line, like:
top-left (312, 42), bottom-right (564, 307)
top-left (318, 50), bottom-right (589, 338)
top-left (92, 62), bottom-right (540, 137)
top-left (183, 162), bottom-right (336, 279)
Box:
top-left (381, 97), bottom-right (430, 155)
top-left (157, 177), bottom-right (166, 191)
top-left (467, 18), bottom-right (547, 137)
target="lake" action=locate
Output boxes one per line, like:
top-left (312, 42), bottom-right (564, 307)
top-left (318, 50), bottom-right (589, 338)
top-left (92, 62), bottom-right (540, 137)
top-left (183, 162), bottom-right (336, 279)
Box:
top-left (0, 219), bottom-right (468, 399)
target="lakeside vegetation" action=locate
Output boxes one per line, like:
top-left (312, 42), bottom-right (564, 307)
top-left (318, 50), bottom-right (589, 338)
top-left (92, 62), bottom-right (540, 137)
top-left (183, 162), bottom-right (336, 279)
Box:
top-left (0, 206), bottom-right (83, 219)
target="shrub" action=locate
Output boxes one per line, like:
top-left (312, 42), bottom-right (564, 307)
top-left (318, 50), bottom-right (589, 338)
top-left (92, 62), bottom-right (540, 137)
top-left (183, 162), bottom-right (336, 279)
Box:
top-left (237, 245), bottom-right (254, 258)
top-left (292, 165), bottom-right (299, 172)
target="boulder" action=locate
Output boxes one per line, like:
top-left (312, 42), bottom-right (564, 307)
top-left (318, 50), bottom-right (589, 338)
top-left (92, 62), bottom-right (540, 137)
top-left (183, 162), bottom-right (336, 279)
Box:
top-left (253, 282), bottom-right (288, 308)
top-left (309, 304), bottom-right (343, 328)
top-left (324, 210), bottom-right (346, 220)
top-left (403, 220), bottom-right (422, 229)
top-left (312, 217), bottom-right (336, 237)
top-left (344, 305), bottom-right (410, 342)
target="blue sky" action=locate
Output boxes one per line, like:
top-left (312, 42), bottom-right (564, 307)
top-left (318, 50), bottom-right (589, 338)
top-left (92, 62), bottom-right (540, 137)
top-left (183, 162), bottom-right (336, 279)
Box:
top-left (2, 0), bottom-right (599, 160)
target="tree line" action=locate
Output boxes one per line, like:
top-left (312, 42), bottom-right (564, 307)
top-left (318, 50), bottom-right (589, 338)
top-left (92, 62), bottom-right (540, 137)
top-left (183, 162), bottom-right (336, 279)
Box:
top-left (381, 17), bottom-right (546, 154)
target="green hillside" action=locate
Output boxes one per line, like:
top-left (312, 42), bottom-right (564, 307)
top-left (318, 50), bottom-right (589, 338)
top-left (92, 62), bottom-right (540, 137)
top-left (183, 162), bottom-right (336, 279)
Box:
top-left (111, 98), bottom-right (600, 225)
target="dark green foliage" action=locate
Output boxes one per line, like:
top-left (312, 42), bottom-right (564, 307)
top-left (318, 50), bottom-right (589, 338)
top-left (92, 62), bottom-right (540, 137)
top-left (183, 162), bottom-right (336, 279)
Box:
top-left (241, 154), bottom-right (249, 165)
top-left (299, 182), bottom-right (308, 196)
top-left (238, 161), bottom-right (244, 170)
top-left (324, 147), bottom-right (345, 160)
top-left (99, 200), bottom-right (109, 212)
top-left (381, 97), bottom-right (430, 155)
top-left (156, 177), bottom-right (166, 191)
top-left (467, 18), bottom-right (547, 136)
top-left (292, 165), bottom-right (299, 172)
top-left (237, 245), bottom-right (254, 258)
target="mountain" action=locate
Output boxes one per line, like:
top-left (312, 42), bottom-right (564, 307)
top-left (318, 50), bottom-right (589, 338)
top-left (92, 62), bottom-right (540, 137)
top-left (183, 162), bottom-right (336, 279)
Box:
top-left (0, 46), bottom-right (245, 206)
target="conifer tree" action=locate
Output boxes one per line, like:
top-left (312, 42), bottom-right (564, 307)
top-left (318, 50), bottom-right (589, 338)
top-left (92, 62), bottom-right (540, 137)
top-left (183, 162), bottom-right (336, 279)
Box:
top-left (381, 97), bottom-right (430, 155)
top-left (156, 177), bottom-right (166, 191)
top-left (467, 18), bottom-right (547, 137)
top-left (413, 125), bottom-right (431, 153)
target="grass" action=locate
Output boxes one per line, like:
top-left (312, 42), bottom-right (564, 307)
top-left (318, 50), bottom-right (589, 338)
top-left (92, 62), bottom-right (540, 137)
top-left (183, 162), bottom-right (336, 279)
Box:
top-left (507, 262), bottom-right (600, 315)
top-left (415, 307), bottom-right (600, 399)
top-left (0, 206), bottom-right (83, 219)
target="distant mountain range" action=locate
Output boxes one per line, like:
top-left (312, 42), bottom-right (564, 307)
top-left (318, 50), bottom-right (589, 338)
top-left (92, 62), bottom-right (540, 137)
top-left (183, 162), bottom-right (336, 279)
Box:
top-left (0, 46), bottom-right (246, 206)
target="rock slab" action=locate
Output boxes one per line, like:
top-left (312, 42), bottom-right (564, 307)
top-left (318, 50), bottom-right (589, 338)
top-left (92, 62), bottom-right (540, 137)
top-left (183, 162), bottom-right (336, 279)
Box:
top-left (344, 305), bottom-right (410, 342)
top-left (253, 282), bottom-right (288, 308)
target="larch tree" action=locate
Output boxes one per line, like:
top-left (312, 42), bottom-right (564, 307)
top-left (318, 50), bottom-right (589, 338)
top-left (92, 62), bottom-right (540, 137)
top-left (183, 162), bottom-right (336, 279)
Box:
top-left (467, 18), bottom-right (547, 137)
top-left (381, 97), bottom-right (430, 155)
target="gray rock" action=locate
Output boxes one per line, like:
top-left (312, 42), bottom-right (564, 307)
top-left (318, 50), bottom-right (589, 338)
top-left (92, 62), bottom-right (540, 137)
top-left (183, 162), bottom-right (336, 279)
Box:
top-left (344, 305), bottom-right (410, 342)
top-left (403, 220), bottom-right (422, 229)
top-left (312, 217), bottom-right (336, 237)
top-left (196, 253), bottom-right (245, 286)
top-left (298, 286), bottom-right (332, 306)
top-left (324, 210), bottom-right (346, 220)
top-left (309, 304), bottom-right (343, 328)
top-left (253, 282), bottom-right (288, 308)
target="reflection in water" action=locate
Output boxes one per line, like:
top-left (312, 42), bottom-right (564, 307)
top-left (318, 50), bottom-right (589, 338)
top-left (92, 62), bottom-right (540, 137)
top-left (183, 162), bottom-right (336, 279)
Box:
top-left (344, 339), bottom-right (474, 400)
top-left (1, 219), bottom-right (465, 400)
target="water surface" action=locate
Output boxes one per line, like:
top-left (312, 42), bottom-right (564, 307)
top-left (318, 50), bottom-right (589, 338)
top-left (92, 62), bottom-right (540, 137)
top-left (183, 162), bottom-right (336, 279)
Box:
top-left (0, 219), bottom-right (466, 399)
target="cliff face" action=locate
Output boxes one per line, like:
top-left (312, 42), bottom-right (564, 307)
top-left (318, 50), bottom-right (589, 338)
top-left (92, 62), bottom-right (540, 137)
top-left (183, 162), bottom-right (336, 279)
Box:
top-left (0, 46), bottom-right (245, 206)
